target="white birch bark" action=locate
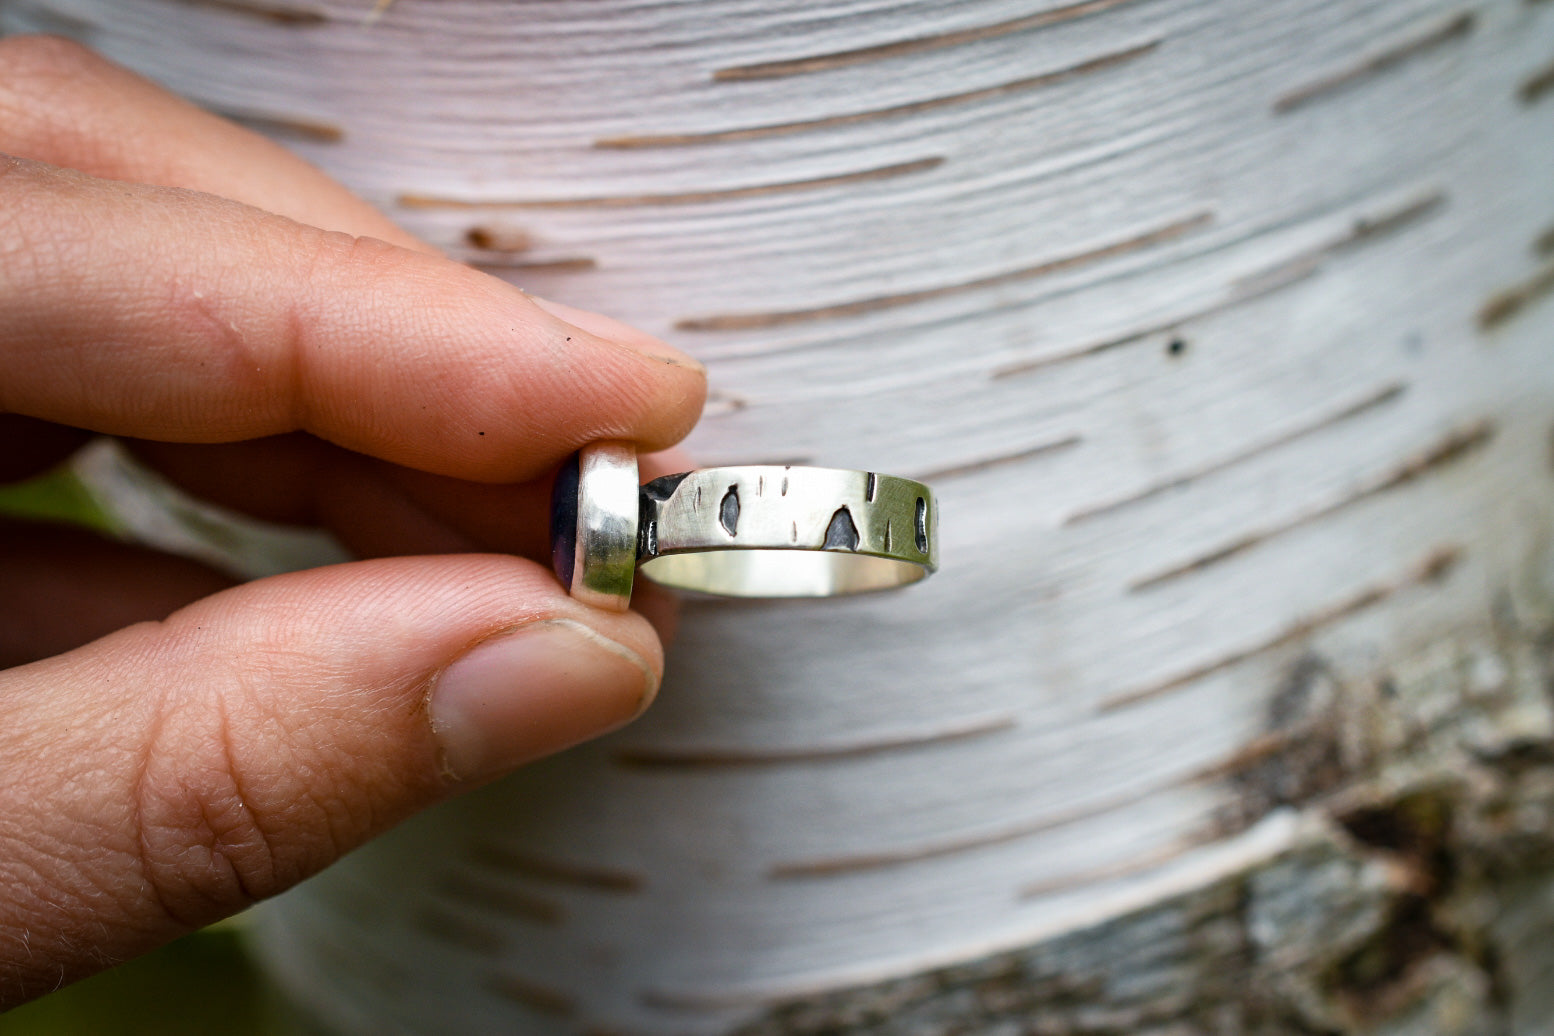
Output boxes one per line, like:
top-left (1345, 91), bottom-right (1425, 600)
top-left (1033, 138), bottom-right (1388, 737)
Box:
top-left (5, 0), bottom-right (1554, 1031)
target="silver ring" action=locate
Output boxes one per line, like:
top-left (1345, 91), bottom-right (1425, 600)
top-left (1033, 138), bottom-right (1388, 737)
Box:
top-left (551, 442), bottom-right (938, 605)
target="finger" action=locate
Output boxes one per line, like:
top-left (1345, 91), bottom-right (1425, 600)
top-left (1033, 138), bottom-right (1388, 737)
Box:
top-left (126, 439), bottom-right (698, 562)
top-left (0, 35), bottom-right (428, 251)
top-left (0, 156), bottom-right (705, 481)
top-left (0, 518), bottom-right (234, 667)
top-left (0, 553), bottom-right (660, 1005)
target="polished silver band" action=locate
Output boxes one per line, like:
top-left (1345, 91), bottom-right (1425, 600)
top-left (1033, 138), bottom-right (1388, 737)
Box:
top-left (551, 442), bottom-right (938, 605)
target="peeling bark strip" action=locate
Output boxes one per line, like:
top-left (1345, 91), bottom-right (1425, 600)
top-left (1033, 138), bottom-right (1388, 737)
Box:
top-left (1479, 260), bottom-right (1554, 328)
top-left (482, 973), bottom-right (577, 1017)
top-left (912, 435), bottom-right (1081, 482)
top-left (767, 780), bottom-right (1166, 879)
top-left (396, 157), bottom-right (942, 210)
top-left (613, 715), bottom-right (1017, 769)
top-left (435, 871), bottom-right (565, 926)
top-left (468, 842), bottom-right (644, 893)
top-left (469, 257), bottom-right (597, 274)
top-left (1016, 835), bottom-right (1210, 898)
top-left (714, 0), bottom-right (1143, 80)
top-left (1129, 421), bottom-right (1494, 592)
top-left (204, 105), bottom-right (343, 143)
top-left (1065, 382), bottom-right (1408, 525)
top-left (677, 212), bottom-right (1212, 331)
top-left (168, 0), bottom-right (327, 25)
top-left (1100, 546), bottom-right (1461, 712)
top-left (1520, 57), bottom-right (1554, 104)
top-left (1536, 223), bottom-right (1554, 257)
top-left (597, 42), bottom-right (1159, 148)
top-left (993, 190), bottom-right (1443, 380)
top-left (1272, 12), bottom-right (1475, 113)
top-left (413, 906), bottom-right (507, 956)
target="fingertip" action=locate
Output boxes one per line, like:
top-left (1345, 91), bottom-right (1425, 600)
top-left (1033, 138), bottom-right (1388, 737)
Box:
top-left (524, 293), bottom-right (705, 374)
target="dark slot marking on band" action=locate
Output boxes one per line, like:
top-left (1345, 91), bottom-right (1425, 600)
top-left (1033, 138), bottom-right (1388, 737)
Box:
top-left (884, 520), bottom-right (893, 551)
top-left (468, 842), bottom-right (644, 892)
top-left (758, 475), bottom-right (765, 496)
top-left (1536, 224), bottom-right (1554, 257)
top-left (642, 520), bottom-right (658, 557)
top-left (914, 435), bottom-right (1081, 482)
top-left (1129, 421), bottom-right (1493, 592)
top-left (642, 471), bottom-right (690, 503)
top-left (1100, 546), bottom-right (1461, 712)
top-left (914, 498), bottom-right (929, 554)
top-left (769, 779), bottom-right (1167, 878)
top-left (677, 212), bottom-right (1211, 331)
top-left (172, 0), bottom-right (328, 24)
top-left (695, 484), bottom-right (703, 509)
top-left (599, 41), bottom-right (1157, 148)
top-left (437, 871), bottom-right (565, 926)
top-left (720, 485), bottom-right (741, 536)
top-left (470, 257), bottom-right (597, 274)
top-left (713, 0), bottom-right (1143, 81)
top-left (414, 906), bottom-right (507, 955)
top-left (484, 973), bottom-right (577, 1017)
top-left (1520, 57), bottom-right (1554, 104)
top-left (824, 507), bottom-right (860, 550)
top-left (1273, 12), bottom-right (1475, 113)
top-left (865, 472), bottom-right (877, 501)
top-left (397, 157), bottom-right (942, 211)
top-left (1479, 260), bottom-right (1554, 329)
top-left (791, 520), bottom-right (799, 542)
top-left (781, 474), bottom-right (790, 496)
top-left (206, 106), bottom-right (343, 143)
top-left (613, 714), bottom-right (1017, 768)
top-left (1064, 382), bottom-right (1408, 525)
top-left (1018, 835), bottom-right (1208, 899)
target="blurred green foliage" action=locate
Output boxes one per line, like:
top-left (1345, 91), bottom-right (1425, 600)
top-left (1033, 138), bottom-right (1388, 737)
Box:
top-left (0, 927), bottom-right (267, 1035)
top-left (0, 465), bottom-right (114, 532)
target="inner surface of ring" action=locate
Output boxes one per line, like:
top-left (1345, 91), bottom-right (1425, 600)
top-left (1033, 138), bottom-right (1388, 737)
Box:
top-left (639, 549), bottom-right (927, 598)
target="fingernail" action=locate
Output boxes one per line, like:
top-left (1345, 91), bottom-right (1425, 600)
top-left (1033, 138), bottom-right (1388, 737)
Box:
top-left (526, 293), bottom-right (704, 371)
top-left (430, 619), bottom-right (657, 783)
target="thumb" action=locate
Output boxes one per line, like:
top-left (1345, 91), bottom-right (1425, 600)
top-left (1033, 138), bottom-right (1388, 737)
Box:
top-left (0, 555), bottom-right (659, 1005)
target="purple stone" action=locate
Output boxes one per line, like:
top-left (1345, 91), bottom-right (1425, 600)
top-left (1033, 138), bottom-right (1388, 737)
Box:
top-left (550, 451), bottom-right (580, 591)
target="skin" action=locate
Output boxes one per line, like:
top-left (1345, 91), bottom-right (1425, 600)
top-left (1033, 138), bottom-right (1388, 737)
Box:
top-left (0, 36), bottom-right (706, 1004)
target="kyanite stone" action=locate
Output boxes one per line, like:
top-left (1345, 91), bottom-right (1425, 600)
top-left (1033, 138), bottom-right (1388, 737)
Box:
top-left (550, 451), bottom-right (580, 591)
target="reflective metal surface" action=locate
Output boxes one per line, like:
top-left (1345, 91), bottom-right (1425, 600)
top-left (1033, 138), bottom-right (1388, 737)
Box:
top-left (637, 465), bottom-right (937, 598)
top-left (565, 441), bottom-right (639, 611)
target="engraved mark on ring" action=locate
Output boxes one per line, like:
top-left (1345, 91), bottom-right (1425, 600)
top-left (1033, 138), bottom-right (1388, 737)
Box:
top-left (824, 507), bottom-right (860, 551)
top-left (915, 498), bottom-right (929, 554)
top-left (643, 472), bottom-right (690, 502)
top-left (720, 486), bottom-right (741, 536)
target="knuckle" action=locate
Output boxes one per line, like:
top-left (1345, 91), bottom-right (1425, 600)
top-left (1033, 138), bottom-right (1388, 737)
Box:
top-left (0, 35), bottom-right (95, 155)
top-left (130, 687), bottom-right (290, 927)
top-left (0, 33), bottom-right (101, 79)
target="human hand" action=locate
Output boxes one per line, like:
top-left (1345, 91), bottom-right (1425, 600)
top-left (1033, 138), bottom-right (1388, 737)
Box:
top-left (0, 36), bottom-right (705, 1004)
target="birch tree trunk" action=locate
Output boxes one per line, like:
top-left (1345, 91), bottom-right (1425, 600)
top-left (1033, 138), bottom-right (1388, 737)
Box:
top-left (6, 0), bottom-right (1554, 1031)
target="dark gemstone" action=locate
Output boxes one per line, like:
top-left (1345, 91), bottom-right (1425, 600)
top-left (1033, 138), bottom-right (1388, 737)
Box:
top-left (550, 452), bottom-right (580, 590)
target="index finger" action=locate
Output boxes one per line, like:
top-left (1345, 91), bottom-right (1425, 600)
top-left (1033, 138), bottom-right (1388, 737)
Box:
top-left (0, 157), bottom-right (705, 483)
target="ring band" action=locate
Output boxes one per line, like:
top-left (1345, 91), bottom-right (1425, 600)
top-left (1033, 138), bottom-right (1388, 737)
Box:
top-left (551, 442), bottom-right (938, 606)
